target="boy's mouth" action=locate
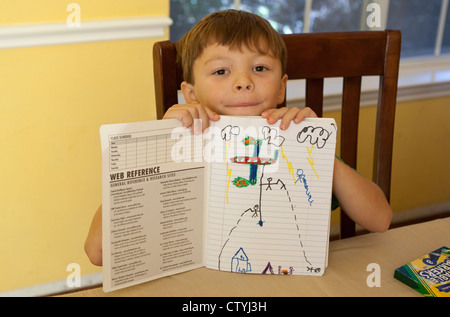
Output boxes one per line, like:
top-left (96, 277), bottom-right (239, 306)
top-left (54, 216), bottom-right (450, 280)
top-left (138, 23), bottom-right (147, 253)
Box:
top-left (227, 102), bottom-right (259, 107)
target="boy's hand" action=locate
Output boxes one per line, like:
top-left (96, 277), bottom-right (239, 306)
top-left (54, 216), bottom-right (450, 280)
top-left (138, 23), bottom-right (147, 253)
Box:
top-left (163, 103), bottom-right (220, 133)
top-left (261, 106), bottom-right (318, 130)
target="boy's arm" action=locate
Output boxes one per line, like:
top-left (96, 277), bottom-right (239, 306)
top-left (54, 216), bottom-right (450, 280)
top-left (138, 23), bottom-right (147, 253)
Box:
top-left (332, 157), bottom-right (393, 232)
top-left (84, 205), bottom-right (103, 266)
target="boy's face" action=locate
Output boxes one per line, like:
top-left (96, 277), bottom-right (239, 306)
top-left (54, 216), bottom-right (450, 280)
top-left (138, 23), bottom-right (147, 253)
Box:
top-left (181, 43), bottom-right (288, 116)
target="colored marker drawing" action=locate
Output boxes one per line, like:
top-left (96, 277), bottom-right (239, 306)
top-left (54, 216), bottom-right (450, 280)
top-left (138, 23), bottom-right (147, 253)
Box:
top-left (297, 126), bottom-right (331, 149)
top-left (230, 134), bottom-right (280, 188)
top-left (262, 262), bottom-right (294, 275)
top-left (295, 169), bottom-right (314, 206)
top-left (207, 117), bottom-right (337, 276)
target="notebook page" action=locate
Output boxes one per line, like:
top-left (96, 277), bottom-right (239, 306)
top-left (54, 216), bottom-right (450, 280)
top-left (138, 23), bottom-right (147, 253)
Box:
top-left (101, 119), bottom-right (206, 292)
top-left (205, 116), bottom-right (336, 276)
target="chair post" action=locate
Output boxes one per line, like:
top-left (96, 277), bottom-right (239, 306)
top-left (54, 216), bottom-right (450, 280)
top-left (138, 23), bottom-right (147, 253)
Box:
top-left (153, 41), bottom-right (180, 119)
top-left (339, 76), bottom-right (362, 239)
top-left (373, 30), bottom-right (401, 203)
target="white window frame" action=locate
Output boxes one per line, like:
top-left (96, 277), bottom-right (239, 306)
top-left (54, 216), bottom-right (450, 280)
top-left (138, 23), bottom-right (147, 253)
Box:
top-left (285, 55), bottom-right (450, 111)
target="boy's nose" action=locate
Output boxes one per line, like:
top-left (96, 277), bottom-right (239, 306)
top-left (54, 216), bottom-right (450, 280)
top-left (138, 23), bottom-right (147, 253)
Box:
top-left (234, 75), bottom-right (253, 91)
top-left (235, 84), bottom-right (252, 91)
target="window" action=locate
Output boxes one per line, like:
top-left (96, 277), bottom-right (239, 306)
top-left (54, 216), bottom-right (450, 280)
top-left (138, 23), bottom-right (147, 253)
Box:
top-left (170, 0), bottom-right (450, 59)
top-left (441, 0), bottom-right (450, 54)
top-left (169, 0), bottom-right (450, 106)
top-left (309, 0), bottom-right (364, 33)
top-left (238, 0), bottom-right (306, 34)
top-left (169, 0), bottom-right (235, 42)
top-left (386, 0), bottom-right (442, 58)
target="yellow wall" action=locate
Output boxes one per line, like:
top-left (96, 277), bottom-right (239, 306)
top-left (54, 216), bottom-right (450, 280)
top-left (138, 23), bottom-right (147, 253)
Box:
top-left (390, 96), bottom-right (450, 211)
top-left (1, 1), bottom-right (161, 24)
top-left (0, 1), bottom-right (169, 293)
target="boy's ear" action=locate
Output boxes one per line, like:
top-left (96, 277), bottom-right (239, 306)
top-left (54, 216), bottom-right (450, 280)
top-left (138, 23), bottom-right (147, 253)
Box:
top-left (180, 81), bottom-right (199, 104)
top-left (277, 74), bottom-right (289, 105)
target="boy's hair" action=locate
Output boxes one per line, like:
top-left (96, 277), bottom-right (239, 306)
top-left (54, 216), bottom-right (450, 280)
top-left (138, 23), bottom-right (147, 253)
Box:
top-left (177, 10), bottom-right (287, 84)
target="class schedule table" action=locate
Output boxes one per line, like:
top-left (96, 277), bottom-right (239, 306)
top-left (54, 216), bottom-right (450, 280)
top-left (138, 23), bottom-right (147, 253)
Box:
top-left (109, 132), bottom-right (175, 171)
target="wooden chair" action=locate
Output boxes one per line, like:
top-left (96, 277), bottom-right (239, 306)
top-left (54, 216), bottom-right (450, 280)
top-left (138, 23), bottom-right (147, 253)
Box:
top-left (153, 30), bottom-right (401, 239)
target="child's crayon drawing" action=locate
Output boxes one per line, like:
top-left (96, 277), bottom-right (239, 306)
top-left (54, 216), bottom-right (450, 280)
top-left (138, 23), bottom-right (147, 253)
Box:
top-left (206, 117), bottom-right (336, 276)
top-left (231, 248), bottom-right (252, 273)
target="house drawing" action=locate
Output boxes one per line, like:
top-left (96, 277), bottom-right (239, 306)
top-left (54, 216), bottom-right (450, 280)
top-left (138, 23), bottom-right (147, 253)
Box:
top-left (231, 248), bottom-right (252, 273)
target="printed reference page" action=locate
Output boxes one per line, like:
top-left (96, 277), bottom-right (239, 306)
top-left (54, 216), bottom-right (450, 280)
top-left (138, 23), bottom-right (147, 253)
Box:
top-left (100, 119), bottom-right (206, 292)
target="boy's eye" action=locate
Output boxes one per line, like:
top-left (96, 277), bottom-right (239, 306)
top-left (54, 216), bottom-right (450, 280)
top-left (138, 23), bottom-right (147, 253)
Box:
top-left (213, 69), bottom-right (228, 75)
top-left (253, 65), bottom-right (268, 72)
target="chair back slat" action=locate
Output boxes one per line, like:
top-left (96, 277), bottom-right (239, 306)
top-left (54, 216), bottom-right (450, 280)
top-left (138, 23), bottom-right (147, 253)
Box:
top-left (305, 78), bottom-right (324, 117)
top-left (283, 32), bottom-right (387, 78)
top-left (341, 76), bottom-right (362, 169)
top-left (339, 76), bottom-right (362, 238)
top-left (153, 41), bottom-right (183, 119)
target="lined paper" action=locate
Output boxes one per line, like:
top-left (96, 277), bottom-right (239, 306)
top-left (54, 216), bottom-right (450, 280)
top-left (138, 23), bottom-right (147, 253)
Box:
top-left (205, 116), bottom-right (337, 276)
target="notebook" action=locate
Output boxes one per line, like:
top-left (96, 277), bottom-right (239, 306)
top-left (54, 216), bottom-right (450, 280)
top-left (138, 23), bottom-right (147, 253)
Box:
top-left (100, 116), bottom-right (337, 292)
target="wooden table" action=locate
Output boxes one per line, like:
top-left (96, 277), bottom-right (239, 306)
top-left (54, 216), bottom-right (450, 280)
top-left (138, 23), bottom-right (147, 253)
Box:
top-left (61, 218), bottom-right (449, 297)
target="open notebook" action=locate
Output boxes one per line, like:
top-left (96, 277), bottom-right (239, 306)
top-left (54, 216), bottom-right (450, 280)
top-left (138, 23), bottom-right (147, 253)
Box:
top-left (100, 116), bottom-right (337, 292)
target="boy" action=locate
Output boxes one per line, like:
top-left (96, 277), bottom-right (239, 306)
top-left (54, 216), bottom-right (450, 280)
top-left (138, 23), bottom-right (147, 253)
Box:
top-left (85, 10), bottom-right (392, 266)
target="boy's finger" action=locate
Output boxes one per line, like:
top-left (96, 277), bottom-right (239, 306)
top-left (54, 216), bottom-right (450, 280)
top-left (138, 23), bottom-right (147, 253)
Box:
top-left (266, 107), bottom-right (289, 125)
top-left (194, 104), bottom-right (211, 133)
top-left (279, 107), bottom-right (300, 130)
top-left (200, 107), bottom-right (220, 132)
top-left (260, 108), bottom-right (275, 118)
top-left (204, 106), bottom-right (220, 121)
top-left (178, 113), bottom-right (194, 129)
top-left (164, 105), bottom-right (197, 127)
top-left (293, 107), bottom-right (318, 124)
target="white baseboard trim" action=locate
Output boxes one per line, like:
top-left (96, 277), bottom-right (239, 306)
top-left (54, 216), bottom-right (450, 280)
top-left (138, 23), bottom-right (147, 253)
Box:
top-left (0, 16), bottom-right (172, 49)
top-left (0, 272), bottom-right (102, 297)
top-left (391, 201), bottom-right (450, 225)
